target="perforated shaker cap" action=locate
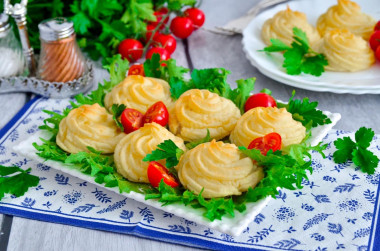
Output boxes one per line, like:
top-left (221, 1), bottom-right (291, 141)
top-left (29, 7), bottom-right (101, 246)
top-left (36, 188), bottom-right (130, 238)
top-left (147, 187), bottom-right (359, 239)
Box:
top-left (0, 13), bottom-right (10, 33)
top-left (38, 17), bottom-right (74, 41)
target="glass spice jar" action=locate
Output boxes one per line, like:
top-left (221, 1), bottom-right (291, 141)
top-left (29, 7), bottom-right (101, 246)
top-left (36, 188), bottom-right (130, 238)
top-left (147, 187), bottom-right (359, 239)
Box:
top-left (0, 13), bottom-right (26, 77)
top-left (37, 17), bottom-right (86, 83)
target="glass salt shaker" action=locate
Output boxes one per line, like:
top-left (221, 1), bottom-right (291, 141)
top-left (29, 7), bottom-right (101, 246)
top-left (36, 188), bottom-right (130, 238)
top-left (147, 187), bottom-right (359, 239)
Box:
top-left (37, 17), bottom-right (86, 83)
top-left (0, 13), bottom-right (26, 78)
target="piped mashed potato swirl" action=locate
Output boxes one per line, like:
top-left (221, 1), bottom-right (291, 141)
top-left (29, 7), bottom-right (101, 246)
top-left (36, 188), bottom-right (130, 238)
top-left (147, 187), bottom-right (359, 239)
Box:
top-left (261, 6), bottom-right (320, 46)
top-left (316, 0), bottom-right (376, 40)
top-left (114, 123), bottom-right (186, 183)
top-left (314, 29), bottom-right (375, 72)
top-left (104, 75), bottom-right (174, 113)
top-left (177, 140), bottom-right (264, 198)
top-left (56, 103), bottom-right (124, 154)
top-left (169, 89), bottom-right (241, 142)
top-left (230, 107), bottom-right (305, 148)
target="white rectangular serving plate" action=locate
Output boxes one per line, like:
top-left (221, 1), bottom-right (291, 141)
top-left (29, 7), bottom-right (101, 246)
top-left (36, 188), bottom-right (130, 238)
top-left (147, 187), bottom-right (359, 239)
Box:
top-left (13, 110), bottom-right (341, 236)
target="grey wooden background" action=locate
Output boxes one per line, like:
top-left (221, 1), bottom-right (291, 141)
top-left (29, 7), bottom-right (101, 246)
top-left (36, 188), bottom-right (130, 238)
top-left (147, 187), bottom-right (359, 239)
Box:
top-left (1, 0), bottom-right (379, 250)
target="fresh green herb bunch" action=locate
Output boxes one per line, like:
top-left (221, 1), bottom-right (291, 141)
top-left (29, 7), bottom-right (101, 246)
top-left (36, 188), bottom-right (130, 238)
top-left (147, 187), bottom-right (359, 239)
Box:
top-left (0, 0), bottom-right (196, 64)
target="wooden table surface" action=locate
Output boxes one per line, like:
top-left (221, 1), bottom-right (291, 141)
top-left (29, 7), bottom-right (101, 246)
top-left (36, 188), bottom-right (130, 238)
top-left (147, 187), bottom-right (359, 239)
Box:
top-left (1, 0), bottom-right (380, 250)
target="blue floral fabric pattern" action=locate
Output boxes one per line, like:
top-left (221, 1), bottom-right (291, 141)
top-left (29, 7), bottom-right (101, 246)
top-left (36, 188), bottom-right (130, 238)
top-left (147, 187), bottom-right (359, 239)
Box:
top-left (0, 97), bottom-right (379, 250)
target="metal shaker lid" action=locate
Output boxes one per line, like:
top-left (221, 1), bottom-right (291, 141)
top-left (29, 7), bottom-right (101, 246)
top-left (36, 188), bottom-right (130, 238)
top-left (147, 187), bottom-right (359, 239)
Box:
top-left (0, 13), bottom-right (10, 33)
top-left (38, 17), bottom-right (74, 41)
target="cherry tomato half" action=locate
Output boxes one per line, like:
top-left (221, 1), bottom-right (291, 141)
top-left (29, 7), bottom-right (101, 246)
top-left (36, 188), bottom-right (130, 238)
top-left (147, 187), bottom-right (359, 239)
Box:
top-left (374, 21), bottom-right (380, 31)
top-left (153, 34), bottom-right (177, 55)
top-left (143, 101), bottom-right (169, 127)
top-left (120, 108), bottom-right (144, 134)
top-left (244, 93), bottom-right (277, 112)
top-left (248, 132), bottom-right (282, 156)
top-left (147, 161), bottom-right (179, 188)
top-left (118, 39), bottom-right (144, 62)
top-left (369, 30), bottom-right (380, 51)
top-left (146, 47), bottom-right (170, 61)
top-left (170, 17), bottom-right (194, 39)
top-left (184, 8), bottom-right (205, 29)
top-left (128, 64), bottom-right (145, 76)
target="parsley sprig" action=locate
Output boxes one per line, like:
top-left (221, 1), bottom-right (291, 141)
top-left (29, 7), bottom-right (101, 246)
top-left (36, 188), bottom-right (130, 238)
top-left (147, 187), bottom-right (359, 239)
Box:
top-left (278, 91), bottom-right (332, 130)
top-left (333, 127), bottom-right (379, 174)
top-left (143, 139), bottom-right (184, 175)
top-left (0, 165), bottom-right (40, 200)
top-left (111, 104), bottom-right (127, 131)
top-left (262, 27), bottom-right (328, 76)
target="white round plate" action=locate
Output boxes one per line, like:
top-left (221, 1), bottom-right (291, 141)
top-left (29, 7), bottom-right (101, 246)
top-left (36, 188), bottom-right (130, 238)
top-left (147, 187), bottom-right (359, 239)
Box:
top-left (242, 0), bottom-right (380, 94)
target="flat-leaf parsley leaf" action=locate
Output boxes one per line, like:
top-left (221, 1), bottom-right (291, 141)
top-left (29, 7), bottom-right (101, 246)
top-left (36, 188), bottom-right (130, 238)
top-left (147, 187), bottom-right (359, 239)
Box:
top-left (111, 104), bottom-right (127, 131)
top-left (143, 139), bottom-right (184, 174)
top-left (278, 90), bottom-right (332, 129)
top-left (0, 165), bottom-right (40, 200)
top-left (333, 127), bottom-right (379, 174)
top-left (262, 27), bottom-right (328, 76)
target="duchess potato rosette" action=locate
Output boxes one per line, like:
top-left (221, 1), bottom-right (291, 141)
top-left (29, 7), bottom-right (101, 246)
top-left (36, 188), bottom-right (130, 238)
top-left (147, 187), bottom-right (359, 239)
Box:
top-left (261, 6), bottom-right (320, 46)
top-left (230, 107), bottom-right (306, 148)
top-left (114, 123), bottom-right (186, 183)
top-left (316, 0), bottom-right (376, 40)
top-left (104, 75), bottom-right (174, 113)
top-left (56, 104), bottom-right (124, 154)
top-left (169, 89), bottom-right (241, 142)
top-left (177, 140), bottom-right (264, 198)
top-left (314, 29), bottom-right (375, 72)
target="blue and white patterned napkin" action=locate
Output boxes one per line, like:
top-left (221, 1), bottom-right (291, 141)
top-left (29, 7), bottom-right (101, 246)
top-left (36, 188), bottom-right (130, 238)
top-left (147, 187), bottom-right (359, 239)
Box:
top-left (0, 97), bottom-right (379, 251)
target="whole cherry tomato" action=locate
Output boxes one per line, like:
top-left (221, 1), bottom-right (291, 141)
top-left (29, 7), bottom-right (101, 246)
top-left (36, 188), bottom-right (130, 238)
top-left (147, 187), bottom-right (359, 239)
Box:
top-left (244, 93), bottom-right (277, 112)
top-left (374, 21), bottom-right (380, 31)
top-left (170, 17), bottom-right (194, 39)
top-left (149, 7), bottom-right (169, 29)
top-left (369, 31), bottom-right (380, 51)
top-left (248, 132), bottom-right (282, 156)
top-left (143, 101), bottom-right (169, 127)
top-left (120, 108), bottom-right (144, 134)
top-left (146, 47), bottom-right (170, 60)
top-left (153, 34), bottom-right (177, 55)
top-left (118, 39), bottom-right (144, 62)
top-left (128, 64), bottom-right (145, 76)
top-left (146, 24), bottom-right (161, 42)
top-left (184, 8), bottom-right (205, 29)
top-left (376, 46), bottom-right (380, 61)
top-left (147, 161), bottom-right (179, 188)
